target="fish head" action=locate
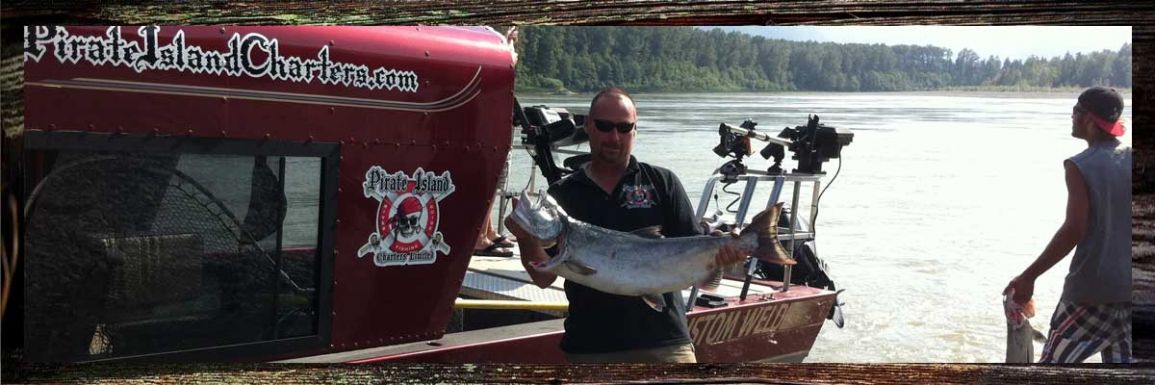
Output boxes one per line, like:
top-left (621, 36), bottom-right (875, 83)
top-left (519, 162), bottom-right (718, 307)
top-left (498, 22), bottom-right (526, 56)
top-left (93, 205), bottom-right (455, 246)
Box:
top-left (511, 190), bottom-right (566, 247)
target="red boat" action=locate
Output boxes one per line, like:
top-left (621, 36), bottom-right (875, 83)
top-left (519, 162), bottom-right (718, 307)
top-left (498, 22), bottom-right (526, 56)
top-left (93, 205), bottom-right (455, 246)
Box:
top-left (9, 25), bottom-right (842, 363)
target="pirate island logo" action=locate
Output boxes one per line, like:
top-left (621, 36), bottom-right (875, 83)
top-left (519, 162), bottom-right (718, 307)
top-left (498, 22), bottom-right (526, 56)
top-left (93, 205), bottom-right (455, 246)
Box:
top-left (621, 184), bottom-right (656, 209)
top-left (358, 166), bottom-right (455, 267)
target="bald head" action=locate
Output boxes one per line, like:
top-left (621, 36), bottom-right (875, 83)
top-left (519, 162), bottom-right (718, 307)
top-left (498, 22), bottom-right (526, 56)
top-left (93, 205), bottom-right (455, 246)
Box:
top-left (588, 87), bottom-right (636, 120)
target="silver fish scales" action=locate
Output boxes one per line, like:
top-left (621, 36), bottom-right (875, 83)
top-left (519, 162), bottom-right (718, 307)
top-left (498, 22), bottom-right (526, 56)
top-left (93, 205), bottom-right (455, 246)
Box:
top-left (510, 190), bottom-right (794, 311)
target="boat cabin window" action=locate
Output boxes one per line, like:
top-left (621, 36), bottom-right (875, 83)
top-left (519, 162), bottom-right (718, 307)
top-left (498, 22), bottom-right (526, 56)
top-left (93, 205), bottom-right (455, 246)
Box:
top-left (22, 133), bottom-right (335, 362)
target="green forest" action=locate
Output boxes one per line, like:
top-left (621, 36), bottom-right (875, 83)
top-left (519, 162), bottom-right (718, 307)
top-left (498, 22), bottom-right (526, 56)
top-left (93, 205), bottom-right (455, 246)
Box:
top-left (514, 27), bottom-right (1132, 93)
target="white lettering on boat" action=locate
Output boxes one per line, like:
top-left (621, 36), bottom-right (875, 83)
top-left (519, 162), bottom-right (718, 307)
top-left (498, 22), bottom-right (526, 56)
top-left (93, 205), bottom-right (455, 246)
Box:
top-left (689, 302), bottom-right (792, 346)
top-left (24, 26), bottom-right (420, 93)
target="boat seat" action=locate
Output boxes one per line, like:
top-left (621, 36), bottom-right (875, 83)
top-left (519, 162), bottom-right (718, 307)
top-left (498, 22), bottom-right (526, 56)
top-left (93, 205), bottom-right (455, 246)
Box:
top-left (92, 232), bottom-right (218, 352)
top-left (562, 153), bottom-right (591, 171)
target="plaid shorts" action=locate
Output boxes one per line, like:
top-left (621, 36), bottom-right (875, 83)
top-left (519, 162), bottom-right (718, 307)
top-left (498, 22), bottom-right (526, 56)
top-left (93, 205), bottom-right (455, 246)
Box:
top-left (1039, 301), bottom-right (1132, 363)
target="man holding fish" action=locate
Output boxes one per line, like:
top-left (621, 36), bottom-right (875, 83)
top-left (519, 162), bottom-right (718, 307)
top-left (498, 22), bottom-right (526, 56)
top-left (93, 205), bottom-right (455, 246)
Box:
top-left (1004, 86), bottom-right (1132, 363)
top-left (504, 88), bottom-right (791, 363)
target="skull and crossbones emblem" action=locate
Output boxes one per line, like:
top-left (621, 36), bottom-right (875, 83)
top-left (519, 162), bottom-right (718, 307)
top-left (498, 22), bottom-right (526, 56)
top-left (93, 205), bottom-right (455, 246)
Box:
top-left (390, 196), bottom-right (425, 239)
top-left (358, 167), bottom-right (455, 265)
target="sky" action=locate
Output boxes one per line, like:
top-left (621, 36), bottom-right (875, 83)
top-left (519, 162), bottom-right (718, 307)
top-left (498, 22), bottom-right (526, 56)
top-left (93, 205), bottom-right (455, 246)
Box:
top-left (706, 26), bottom-right (1131, 61)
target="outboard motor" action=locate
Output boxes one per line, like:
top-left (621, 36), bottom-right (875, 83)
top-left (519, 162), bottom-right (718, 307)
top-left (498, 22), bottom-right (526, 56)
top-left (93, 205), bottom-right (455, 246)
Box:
top-left (752, 210), bottom-right (834, 291)
top-left (514, 98), bottom-right (589, 185)
top-left (750, 209), bottom-right (844, 327)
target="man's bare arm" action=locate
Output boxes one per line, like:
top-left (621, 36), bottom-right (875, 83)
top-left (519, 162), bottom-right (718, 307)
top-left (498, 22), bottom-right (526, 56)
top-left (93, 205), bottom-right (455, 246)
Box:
top-left (1005, 160), bottom-right (1089, 302)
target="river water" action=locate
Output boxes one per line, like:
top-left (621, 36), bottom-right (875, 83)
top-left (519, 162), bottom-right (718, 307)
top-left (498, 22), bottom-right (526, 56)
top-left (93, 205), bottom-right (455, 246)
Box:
top-left (502, 92), bottom-right (1133, 363)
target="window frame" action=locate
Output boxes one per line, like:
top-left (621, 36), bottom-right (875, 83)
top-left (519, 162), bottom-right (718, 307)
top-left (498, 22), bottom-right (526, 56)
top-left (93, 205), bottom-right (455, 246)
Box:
top-left (23, 130), bottom-right (338, 362)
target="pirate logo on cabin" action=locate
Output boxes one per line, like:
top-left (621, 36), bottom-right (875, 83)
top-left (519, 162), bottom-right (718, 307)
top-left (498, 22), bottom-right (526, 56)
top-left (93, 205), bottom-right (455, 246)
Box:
top-left (358, 166), bottom-right (455, 267)
top-left (621, 184), bottom-right (656, 209)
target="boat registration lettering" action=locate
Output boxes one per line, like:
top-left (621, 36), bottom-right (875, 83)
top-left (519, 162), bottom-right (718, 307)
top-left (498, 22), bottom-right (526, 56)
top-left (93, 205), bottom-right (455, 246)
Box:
top-left (689, 302), bottom-right (790, 346)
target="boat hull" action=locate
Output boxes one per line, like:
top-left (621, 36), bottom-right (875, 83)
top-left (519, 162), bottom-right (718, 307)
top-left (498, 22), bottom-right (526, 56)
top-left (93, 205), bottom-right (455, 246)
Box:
top-left (284, 282), bottom-right (836, 363)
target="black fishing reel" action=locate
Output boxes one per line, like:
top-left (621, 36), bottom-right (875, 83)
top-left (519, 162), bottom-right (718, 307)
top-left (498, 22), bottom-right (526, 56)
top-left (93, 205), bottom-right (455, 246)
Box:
top-left (712, 120), bottom-right (757, 183)
top-left (514, 98), bottom-right (588, 185)
top-left (760, 115), bottom-right (854, 175)
top-left (715, 115), bottom-right (854, 175)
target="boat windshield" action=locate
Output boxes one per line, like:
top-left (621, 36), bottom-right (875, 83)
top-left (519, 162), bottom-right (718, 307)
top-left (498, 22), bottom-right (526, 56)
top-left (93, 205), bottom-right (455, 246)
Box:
top-left (22, 137), bottom-right (331, 361)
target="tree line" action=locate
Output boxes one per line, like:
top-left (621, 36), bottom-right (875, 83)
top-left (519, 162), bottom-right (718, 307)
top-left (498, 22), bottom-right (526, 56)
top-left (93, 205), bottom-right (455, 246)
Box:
top-left (514, 27), bottom-right (1131, 93)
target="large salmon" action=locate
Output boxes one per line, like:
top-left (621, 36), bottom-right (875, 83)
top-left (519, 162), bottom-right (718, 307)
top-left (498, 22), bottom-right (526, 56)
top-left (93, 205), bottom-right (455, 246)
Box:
top-left (510, 191), bottom-right (794, 311)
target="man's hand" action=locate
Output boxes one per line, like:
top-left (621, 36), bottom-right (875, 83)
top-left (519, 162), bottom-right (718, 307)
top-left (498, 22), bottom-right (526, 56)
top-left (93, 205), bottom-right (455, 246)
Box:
top-left (503, 215), bottom-right (534, 244)
top-left (504, 200), bottom-right (557, 288)
top-left (714, 231), bottom-right (749, 267)
top-left (1003, 275), bottom-right (1035, 305)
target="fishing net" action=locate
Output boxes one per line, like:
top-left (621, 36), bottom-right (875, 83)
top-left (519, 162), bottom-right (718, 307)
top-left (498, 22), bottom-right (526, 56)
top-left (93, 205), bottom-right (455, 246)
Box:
top-left (23, 152), bottom-right (318, 361)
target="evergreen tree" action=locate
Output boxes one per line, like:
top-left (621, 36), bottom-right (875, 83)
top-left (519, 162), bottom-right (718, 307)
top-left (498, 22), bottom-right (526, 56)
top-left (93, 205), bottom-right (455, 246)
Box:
top-left (513, 27), bottom-right (1130, 92)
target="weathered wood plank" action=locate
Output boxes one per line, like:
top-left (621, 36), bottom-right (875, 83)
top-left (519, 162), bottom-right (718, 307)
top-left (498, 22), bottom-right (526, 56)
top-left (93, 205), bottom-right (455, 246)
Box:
top-left (1135, 26), bottom-right (1155, 194)
top-left (1132, 24), bottom-right (1153, 365)
top-left (1, 55), bottom-right (22, 140)
top-left (5, 363), bottom-right (1154, 384)
top-left (1, 1), bottom-right (1153, 26)
top-left (1, 1), bottom-right (1153, 383)
top-left (1133, 194), bottom-right (1155, 360)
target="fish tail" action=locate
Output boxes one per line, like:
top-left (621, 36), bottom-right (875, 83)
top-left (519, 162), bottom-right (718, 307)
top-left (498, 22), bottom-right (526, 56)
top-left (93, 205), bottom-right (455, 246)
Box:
top-left (741, 202), bottom-right (795, 265)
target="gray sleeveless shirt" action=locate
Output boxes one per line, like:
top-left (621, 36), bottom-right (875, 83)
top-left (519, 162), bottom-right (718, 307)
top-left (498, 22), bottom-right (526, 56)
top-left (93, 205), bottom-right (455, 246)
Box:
top-left (1062, 139), bottom-right (1132, 304)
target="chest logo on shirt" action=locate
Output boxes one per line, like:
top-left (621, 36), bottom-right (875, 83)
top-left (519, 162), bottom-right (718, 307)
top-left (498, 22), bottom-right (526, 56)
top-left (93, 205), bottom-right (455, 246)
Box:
top-left (621, 184), bottom-right (657, 209)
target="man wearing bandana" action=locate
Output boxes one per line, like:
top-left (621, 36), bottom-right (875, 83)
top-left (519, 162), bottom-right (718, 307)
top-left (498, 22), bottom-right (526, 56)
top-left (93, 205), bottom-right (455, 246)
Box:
top-left (1004, 86), bottom-right (1133, 363)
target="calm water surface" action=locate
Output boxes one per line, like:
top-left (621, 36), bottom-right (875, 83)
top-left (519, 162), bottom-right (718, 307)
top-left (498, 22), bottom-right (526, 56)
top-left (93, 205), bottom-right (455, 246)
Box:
top-left (501, 92), bottom-right (1133, 363)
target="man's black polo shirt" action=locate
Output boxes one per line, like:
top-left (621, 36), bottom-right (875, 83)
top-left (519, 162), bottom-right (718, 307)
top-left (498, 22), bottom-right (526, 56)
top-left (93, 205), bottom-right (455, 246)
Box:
top-left (547, 156), bottom-right (701, 354)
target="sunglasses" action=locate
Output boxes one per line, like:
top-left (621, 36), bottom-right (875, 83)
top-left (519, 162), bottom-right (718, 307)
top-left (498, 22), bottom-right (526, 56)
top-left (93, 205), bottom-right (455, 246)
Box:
top-left (592, 119), bottom-right (636, 133)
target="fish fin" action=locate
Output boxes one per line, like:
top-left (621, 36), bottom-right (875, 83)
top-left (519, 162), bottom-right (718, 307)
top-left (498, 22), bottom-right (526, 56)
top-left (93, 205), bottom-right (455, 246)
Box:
top-left (695, 269), bottom-right (723, 292)
top-left (1032, 327), bottom-right (1048, 343)
top-left (564, 260), bottom-right (598, 275)
top-left (629, 225), bottom-right (664, 239)
top-left (743, 203), bottom-right (796, 265)
top-left (641, 294), bottom-right (666, 312)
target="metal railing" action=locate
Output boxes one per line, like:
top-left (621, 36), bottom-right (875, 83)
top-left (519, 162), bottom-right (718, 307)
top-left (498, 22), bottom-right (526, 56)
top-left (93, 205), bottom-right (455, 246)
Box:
top-left (687, 170), bottom-right (824, 309)
top-left (494, 145), bottom-right (587, 236)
